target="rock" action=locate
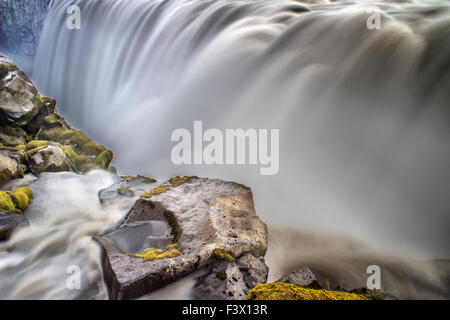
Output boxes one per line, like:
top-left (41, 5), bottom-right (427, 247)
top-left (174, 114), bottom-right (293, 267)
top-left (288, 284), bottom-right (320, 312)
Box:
top-left (95, 176), bottom-right (268, 300)
top-left (277, 266), bottom-right (322, 289)
top-left (98, 175), bottom-right (157, 206)
top-left (0, 1), bottom-right (52, 56)
top-left (193, 253), bottom-right (269, 300)
top-left (193, 261), bottom-right (249, 300)
top-left (238, 253), bottom-right (269, 289)
top-left (0, 211), bottom-right (29, 241)
top-left (0, 55), bottom-right (113, 178)
top-left (27, 144), bottom-right (72, 175)
top-left (0, 68), bottom-right (40, 126)
top-left (0, 152), bottom-right (23, 186)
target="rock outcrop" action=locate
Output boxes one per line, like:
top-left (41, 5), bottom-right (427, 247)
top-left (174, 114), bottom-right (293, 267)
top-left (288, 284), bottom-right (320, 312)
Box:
top-left (193, 253), bottom-right (269, 300)
top-left (277, 266), bottom-right (322, 289)
top-left (0, 55), bottom-right (113, 186)
top-left (96, 176), bottom-right (268, 300)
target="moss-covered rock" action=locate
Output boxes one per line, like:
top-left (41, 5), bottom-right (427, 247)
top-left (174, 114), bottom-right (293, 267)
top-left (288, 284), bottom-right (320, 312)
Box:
top-left (246, 282), bottom-right (369, 300)
top-left (0, 186), bottom-right (33, 213)
top-left (0, 152), bottom-right (24, 185)
top-left (0, 55), bottom-right (114, 182)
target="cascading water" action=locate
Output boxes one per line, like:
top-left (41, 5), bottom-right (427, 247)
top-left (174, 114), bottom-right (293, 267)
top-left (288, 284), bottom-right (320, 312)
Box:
top-left (1, 0), bottom-right (449, 299)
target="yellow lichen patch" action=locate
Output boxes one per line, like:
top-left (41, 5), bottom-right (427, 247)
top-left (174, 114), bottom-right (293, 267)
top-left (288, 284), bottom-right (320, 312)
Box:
top-left (141, 184), bottom-right (171, 198)
top-left (213, 249), bottom-right (236, 262)
top-left (246, 283), bottom-right (369, 300)
top-left (169, 176), bottom-right (197, 187)
top-left (127, 243), bottom-right (181, 262)
top-left (141, 176), bottom-right (197, 198)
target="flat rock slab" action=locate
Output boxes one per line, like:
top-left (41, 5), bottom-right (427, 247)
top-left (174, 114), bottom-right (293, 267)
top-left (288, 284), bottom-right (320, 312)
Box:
top-left (96, 176), bottom-right (268, 300)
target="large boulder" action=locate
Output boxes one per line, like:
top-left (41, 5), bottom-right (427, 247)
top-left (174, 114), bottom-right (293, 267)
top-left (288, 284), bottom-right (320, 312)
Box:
top-left (95, 176), bottom-right (268, 300)
top-left (193, 253), bottom-right (269, 300)
top-left (0, 57), bottom-right (39, 126)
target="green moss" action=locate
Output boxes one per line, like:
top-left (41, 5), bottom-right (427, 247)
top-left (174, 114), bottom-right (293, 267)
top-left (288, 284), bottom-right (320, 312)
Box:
top-left (15, 186), bottom-right (33, 198)
top-left (246, 283), bottom-right (369, 300)
top-left (0, 191), bottom-right (15, 212)
top-left (213, 249), bottom-right (236, 262)
top-left (127, 243), bottom-right (181, 262)
top-left (39, 128), bottom-right (113, 172)
top-left (26, 140), bottom-right (51, 150)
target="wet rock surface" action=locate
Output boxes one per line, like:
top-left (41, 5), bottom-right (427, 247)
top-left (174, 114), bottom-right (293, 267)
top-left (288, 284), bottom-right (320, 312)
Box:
top-left (0, 211), bottom-right (28, 241)
top-left (193, 253), bottom-right (269, 300)
top-left (96, 176), bottom-right (268, 300)
top-left (98, 175), bottom-right (157, 206)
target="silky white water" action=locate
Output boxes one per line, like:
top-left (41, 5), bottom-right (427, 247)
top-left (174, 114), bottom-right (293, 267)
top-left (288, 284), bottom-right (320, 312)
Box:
top-left (1, 0), bottom-right (449, 299)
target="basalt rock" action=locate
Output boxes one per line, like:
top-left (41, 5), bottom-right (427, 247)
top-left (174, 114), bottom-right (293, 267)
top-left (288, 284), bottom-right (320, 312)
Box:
top-left (277, 266), bottom-right (322, 289)
top-left (193, 253), bottom-right (269, 300)
top-left (0, 211), bottom-right (29, 241)
top-left (0, 55), bottom-right (113, 185)
top-left (95, 176), bottom-right (268, 300)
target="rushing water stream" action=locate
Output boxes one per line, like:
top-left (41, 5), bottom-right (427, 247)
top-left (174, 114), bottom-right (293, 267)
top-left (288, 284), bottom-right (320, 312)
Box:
top-left (1, 0), bottom-right (449, 299)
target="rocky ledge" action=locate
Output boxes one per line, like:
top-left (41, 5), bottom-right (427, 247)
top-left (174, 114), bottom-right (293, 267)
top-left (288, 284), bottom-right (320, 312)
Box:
top-left (96, 176), bottom-right (268, 300)
top-left (0, 56), bottom-right (381, 300)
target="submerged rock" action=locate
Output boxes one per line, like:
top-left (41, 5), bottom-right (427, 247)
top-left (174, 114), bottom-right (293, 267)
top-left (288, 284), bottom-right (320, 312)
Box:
top-left (96, 176), bottom-right (268, 300)
top-left (98, 175), bottom-right (157, 206)
top-left (0, 55), bottom-right (113, 185)
top-left (193, 253), bottom-right (269, 300)
top-left (0, 211), bottom-right (28, 241)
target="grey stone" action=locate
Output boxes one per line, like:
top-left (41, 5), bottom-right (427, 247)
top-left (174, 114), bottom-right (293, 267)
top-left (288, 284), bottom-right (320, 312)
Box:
top-left (0, 152), bottom-right (23, 186)
top-left (277, 266), bottom-right (322, 289)
top-left (95, 177), bottom-right (268, 300)
top-left (193, 253), bottom-right (269, 300)
top-left (0, 211), bottom-right (29, 241)
top-left (28, 144), bottom-right (72, 175)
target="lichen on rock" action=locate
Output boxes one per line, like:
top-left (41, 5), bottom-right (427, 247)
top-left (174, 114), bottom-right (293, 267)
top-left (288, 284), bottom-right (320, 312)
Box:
top-left (246, 282), bottom-right (369, 300)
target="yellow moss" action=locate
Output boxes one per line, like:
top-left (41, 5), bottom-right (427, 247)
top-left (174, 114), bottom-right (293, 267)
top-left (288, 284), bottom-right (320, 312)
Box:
top-left (213, 249), bottom-right (236, 262)
top-left (0, 143), bottom-right (26, 151)
top-left (38, 128), bottom-right (113, 171)
top-left (0, 191), bottom-right (15, 212)
top-left (141, 176), bottom-right (197, 198)
top-left (169, 176), bottom-right (197, 187)
top-left (26, 140), bottom-right (51, 150)
top-left (15, 187), bottom-right (33, 198)
top-left (127, 243), bottom-right (181, 262)
top-left (246, 283), bottom-right (369, 300)
top-left (141, 184), bottom-right (171, 198)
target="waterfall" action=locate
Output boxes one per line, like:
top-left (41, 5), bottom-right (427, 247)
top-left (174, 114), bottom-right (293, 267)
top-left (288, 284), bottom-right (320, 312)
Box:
top-left (2, 0), bottom-right (449, 299)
